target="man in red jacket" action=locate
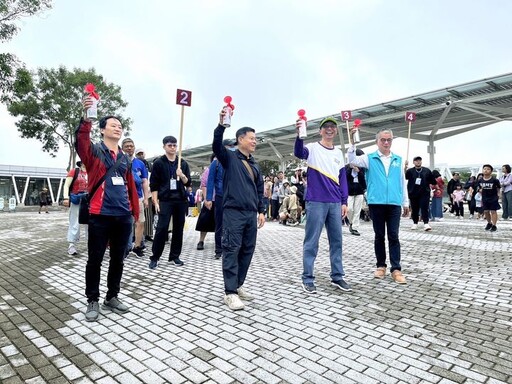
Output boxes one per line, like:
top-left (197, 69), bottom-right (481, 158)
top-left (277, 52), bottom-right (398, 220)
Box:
top-left (76, 98), bottom-right (139, 322)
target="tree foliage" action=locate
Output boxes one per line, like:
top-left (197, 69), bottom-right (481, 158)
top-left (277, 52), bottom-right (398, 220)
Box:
top-left (6, 66), bottom-right (132, 170)
top-left (0, 0), bottom-right (53, 97)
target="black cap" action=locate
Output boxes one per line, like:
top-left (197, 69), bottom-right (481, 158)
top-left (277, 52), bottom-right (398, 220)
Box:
top-left (355, 149), bottom-right (365, 156)
top-left (222, 139), bottom-right (236, 146)
top-left (413, 156), bottom-right (422, 161)
top-left (162, 135), bottom-right (177, 145)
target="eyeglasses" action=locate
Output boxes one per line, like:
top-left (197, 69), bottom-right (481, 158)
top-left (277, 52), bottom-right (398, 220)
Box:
top-left (379, 138), bottom-right (393, 143)
top-left (321, 124), bottom-right (337, 129)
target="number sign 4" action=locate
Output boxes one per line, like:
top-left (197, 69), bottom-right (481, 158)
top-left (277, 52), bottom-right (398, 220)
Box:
top-left (405, 112), bottom-right (416, 122)
top-left (176, 89), bottom-right (192, 107)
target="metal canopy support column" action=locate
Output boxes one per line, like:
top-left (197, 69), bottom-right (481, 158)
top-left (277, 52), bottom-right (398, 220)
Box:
top-left (267, 141), bottom-right (286, 172)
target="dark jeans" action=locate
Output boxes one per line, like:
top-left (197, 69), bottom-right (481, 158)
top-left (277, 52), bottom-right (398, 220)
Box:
top-left (214, 195), bottom-right (224, 254)
top-left (369, 204), bottom-right (402, 272)
top-left (271, 199), bottom-right (280, 220)
top-left (502, 190), bottom-right (512, 219)
top-left (409, 193), bottom-right (430, 224)
top-left (86, 214), bottom-right (132, 302)
top-left (222, 208), bottom-right (257, 294)
top-left (151, 200), bottom-right (188, 261)
top-left (262, 197), bottom-right (270, 218)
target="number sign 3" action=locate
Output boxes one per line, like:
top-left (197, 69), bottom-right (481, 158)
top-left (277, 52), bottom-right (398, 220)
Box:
top-left (340, 110), bottom-right (352, 121)
top-left (176, 89), bottom-right (192, 107)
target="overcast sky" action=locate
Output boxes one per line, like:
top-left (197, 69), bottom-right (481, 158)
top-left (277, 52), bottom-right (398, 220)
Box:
top-left (1, 0), bottom-right (511, 170)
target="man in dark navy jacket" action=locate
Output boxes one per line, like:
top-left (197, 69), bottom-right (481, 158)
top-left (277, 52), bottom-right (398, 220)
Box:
top-left (212, 111), bottom-right (266, 311)
top-left (77, 99), bottom-right (139, 322)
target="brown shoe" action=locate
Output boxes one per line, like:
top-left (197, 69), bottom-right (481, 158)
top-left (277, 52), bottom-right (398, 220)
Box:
top-left (391, 270), bottom-right (407, 284)
top-left (374, 267), bottom-right (386, 279)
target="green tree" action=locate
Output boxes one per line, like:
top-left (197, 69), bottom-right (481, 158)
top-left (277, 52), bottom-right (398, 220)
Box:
top-left (0, 0), bottom-right (53, 97)
top-left (6, 66), bottom-right (132, 170)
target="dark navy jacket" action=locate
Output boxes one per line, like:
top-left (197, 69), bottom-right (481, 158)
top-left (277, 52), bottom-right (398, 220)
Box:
top-left (212, 125), bottom-right (265, 214)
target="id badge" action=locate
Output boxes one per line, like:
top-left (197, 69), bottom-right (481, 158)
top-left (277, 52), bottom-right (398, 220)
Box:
top-left (415, 177), bottom-right (422, 185)
top-left (170, 178), bottom-right (177, 190)
top-left (112, 176), bottom-right (124, 185)
top-left (353, 176), bottom-right (359, 183)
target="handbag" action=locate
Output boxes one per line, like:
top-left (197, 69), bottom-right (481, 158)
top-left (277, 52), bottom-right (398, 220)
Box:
top-left (78, 155), bottom-right (124, 224)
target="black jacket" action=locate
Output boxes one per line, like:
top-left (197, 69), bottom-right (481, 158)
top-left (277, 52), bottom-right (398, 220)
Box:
top-left (405, 167), bottom-right (435, 196)
top-left (345, 164), bottom-right (366, 196)
top-left (212, 125), bottom-right (265, 214)
top-left (149, 155), bottom-right (191, 202)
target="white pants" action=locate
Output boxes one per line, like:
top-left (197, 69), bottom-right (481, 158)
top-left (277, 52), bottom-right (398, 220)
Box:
top-left (67, 203), bottom-right (88, 243)
top-left (347, 195), bottom-right (364, 230)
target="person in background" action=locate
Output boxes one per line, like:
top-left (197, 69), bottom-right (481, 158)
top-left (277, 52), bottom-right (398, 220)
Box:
top-left (430, 170), bottom-right (444, 221)
top-left (405, 156), bottom-right (435, 231)
top-left (62, 161), bottom-right (88, 255)
top-left (195, 155), bottom-right (216, 251)
top-left (499, 164), bottom-right (512, 220)
top-left (477, 164), bottom-right (500, 232)
top-left (447, 172), bottom-right (460, 216)
top-left (451, 183), bottom-right (465, 219)
top-left (38, 187), bottom-right (50, 214)
top-left (345, 149), bottom-right (366, 236)
top-left (206, 139), bottom-right (237, 259)
top-left (149, 135), bottom-right (191, 269)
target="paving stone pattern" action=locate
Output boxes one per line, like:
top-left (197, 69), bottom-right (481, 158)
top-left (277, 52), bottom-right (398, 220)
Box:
top-left (0, 211), bottom-right (510, 383)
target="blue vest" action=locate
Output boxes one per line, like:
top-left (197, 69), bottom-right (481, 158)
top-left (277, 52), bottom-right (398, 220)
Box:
top-left (366, 151), bottom-right (404, 206)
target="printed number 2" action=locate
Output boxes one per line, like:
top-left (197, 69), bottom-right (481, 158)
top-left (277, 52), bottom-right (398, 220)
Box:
top-left (179, 91), bottom-right (188, 105)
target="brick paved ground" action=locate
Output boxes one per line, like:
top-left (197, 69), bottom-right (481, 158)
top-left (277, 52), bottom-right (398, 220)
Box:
top-left (0, 210), bottom-right (510, 383)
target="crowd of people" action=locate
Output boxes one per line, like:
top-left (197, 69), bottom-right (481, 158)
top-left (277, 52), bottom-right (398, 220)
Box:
top-left (65, 98), bottom-right (509, 320)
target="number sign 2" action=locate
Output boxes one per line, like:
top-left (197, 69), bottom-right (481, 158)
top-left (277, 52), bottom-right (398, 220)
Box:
top-left (340, 110), bottom-right (352, 121)
top-left (176, 89), bottom-right (192, 107)
top-left (405, 112), bottom-right (416, 122)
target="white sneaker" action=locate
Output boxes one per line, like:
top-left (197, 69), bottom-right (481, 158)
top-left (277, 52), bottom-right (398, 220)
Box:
top-left (469, 215), bottom-right (474, 219)
top-left (424, 224), bottom-right (432, 231)
top-left (237, 286), bottom-right (254, 301)
top-left (410, 224), bottom-right (418, 230)
top-left (224, 294), bottom-right (245, 310)
top-left (68, 243), bottom-right (77, 255)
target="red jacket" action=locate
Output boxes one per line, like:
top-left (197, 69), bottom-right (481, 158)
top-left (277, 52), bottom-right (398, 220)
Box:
top-left (75, 119), bottom-right (139, 221)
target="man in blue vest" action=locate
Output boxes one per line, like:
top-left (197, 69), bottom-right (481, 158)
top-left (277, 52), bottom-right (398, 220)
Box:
top-left (348, 128), bottom-right (409, 284)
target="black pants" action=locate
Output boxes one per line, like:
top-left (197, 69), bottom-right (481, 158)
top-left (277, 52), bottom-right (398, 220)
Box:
top-left (214, 195), bottom-right (224, 255)
top-left (86, 214), bottom-right (132, 303)
top-left (410, 193), bottom-right (430, 224)
top-left (222, 208), bottom-right (257, 294)
top-left (453, 201), bottom-right (464, 217)
top-left (271, 199), bottom-right (280, 220)
top-left (369, 204), bottom-right (402, 272)
top-left (151, 200), bottom-right (188, 261)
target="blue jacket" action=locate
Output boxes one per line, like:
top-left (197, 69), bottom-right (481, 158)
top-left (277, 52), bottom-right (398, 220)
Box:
top-left (206, 159), bottom-right (224, 200)
top-left (366, 151), bottom-right (404, 206)
top-left (212, 125), bottom-right (265, 214)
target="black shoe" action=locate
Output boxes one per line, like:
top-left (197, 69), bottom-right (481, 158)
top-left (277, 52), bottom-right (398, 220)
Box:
top-left (215, 252), bottom-right (222, 259)
top-left (351, 229), bottom-right (360, 236)
top-left (145, 235), bottom-right (153, 242)
top-left (485, 223), bottom-right (492, 231)
top-left (132, 246), bottom-right (144, 257)
top-left (148, 260), bottom-right (158, 270)
top-left (170, 258), bottom-right (184, 266)
top-left (197, 241), bottom-right (204, 250)
top-left (302, 282), bottom-right (317, 294)
top-left (490, 225), bottom-right (497, 232)
top-left (331, 279), bottom-right (352, 292)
